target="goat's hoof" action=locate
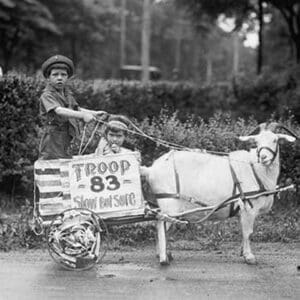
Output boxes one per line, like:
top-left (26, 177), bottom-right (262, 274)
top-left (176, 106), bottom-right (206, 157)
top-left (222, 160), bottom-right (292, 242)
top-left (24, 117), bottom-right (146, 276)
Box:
top-left (160, 260), bottom-right (170, 266)
top-left (160, 256), bottom-right (170, 266)
top-left (244, 254), bottom-right (256, 265)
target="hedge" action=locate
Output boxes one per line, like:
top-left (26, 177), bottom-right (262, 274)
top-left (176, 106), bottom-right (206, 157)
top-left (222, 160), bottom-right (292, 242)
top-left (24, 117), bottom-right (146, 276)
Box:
top-left (0, 72), bottom-right (299, 205)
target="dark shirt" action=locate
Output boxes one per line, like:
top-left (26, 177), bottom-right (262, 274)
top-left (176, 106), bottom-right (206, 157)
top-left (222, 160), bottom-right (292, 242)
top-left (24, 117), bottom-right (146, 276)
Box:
top-left (38, 83), bottom-right (80, 159)
top-left (40, 83), bottom-right (80, 137)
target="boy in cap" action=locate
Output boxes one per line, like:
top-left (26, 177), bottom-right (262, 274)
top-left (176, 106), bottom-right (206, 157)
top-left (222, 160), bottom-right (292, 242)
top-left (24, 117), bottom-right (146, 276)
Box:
top-left (39, 54), bottom-right (107, 160)
top-left (94, 115), bottom-right (135, 156)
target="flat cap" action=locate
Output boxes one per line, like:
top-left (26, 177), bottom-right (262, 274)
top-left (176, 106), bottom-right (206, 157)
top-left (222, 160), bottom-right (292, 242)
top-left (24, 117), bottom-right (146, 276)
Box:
top-left (42, 55), bottom-right (74, 78)
top-left (107, 115), bottom-right (130, 131)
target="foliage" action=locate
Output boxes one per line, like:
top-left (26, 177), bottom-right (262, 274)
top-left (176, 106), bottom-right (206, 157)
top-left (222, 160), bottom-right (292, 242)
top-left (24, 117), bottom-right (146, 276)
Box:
top-left (0, 73), bottom-right (43, 192)
top-left (232, 66), bottom-right (300, 121)
top-left (177, 0), bottom-right (300, 64)
top-left (0, 202), bottom-right (298, 251)
top-left (0, 0), bottom-right (60, 72)
top-left (0, 200), bottom-right (44, 251)
top-left (39, 0), bottom-right (119, 79)
top-left (134, 110), bottom-right (300, 198)
top-left (266, 0), bottom-right (300, 63)
top-left (0, 71), bottom-right (299, 250)
top-left (176, 0), bottom-right (252, 23)
top-left (0, 0), bottom-right (255, 81)
top-left (0, 72), bottom-right (299, 205)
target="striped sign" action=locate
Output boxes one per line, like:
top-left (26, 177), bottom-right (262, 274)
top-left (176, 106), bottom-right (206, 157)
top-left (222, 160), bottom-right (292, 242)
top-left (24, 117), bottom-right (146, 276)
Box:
top-left (34, 159), bottom-right (73, 216)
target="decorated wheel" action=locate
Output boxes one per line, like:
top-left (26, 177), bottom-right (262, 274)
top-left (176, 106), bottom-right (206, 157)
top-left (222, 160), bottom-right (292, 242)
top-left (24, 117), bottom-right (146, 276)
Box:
top-left (46, 208), bottom-right (108, 270)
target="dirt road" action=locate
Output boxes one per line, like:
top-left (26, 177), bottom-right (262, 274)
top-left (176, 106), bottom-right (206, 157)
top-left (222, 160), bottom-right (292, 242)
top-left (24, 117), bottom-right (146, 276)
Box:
top-left (0, 242), bottom-right (299, 300)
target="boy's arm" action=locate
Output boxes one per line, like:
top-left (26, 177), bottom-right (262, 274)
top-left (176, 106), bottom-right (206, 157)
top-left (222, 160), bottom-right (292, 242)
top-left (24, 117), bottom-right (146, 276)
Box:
top-left (78, 107), bottom-right (107, 118)
top-left (55, 107), bottom-right (94, 123)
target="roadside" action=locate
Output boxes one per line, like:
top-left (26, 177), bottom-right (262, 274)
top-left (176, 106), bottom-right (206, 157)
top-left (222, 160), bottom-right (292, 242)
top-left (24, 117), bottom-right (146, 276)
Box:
top-left (0, 202), bottom-right (299, 251)
top-left (0, 242), bottom-right (299, 300)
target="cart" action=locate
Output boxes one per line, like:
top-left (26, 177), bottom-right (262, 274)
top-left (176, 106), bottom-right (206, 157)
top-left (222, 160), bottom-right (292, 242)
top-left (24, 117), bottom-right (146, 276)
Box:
top-left (33, 152), bottom-right (163, 270)
top-left (33, 150), bottom-right (295, 270)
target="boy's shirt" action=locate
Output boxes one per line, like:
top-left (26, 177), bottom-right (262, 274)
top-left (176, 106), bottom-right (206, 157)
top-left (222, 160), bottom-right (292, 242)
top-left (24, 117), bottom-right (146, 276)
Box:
top-left (40, 83), bottom-right (80, 138)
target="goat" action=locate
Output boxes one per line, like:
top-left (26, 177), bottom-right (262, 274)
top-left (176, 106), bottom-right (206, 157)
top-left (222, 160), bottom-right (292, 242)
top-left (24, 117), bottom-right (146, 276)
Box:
top-left (143, 123), bottom-right (297, 265)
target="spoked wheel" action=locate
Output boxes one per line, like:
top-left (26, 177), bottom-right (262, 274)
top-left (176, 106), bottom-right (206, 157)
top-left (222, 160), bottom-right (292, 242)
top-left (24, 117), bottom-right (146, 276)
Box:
top-left (46, 208), bottom-right (108, 271)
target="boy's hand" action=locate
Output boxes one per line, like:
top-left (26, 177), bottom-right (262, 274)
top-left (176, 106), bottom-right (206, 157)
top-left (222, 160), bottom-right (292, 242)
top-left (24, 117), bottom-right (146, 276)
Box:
top-left (110, 144), bottom-right (120, 153)
top-left (95, 110), bottom-right (108, 119)
top-left (102, 145), bottom-right (120, 155)
top-left (82, 112), bottom-right (95, 123)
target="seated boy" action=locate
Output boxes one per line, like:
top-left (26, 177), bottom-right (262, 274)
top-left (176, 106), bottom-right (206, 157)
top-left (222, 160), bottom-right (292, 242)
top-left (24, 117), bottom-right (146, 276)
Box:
top-left (94, 115), bottom-right (151, 203)
top-left (94, 115), bottom-right (135, 155)
top-left (94, 115), bottom-right (148, 172)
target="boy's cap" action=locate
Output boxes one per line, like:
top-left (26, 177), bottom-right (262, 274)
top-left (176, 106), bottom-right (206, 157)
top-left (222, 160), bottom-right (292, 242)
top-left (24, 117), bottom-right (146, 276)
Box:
top-left (42, 55), bottom-right (74, 78)
top-left (107, 115), bottom-right (130, 131)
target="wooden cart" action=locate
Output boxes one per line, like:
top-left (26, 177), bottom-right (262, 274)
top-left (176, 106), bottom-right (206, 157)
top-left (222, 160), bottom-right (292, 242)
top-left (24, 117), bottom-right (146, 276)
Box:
top-left (33, 152), bottom-right (158, 270)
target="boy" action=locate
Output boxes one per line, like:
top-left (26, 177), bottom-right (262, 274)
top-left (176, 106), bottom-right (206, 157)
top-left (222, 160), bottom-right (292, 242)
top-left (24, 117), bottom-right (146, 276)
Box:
top-left (94, 115), bottom-right (134, 156)
top-left (94, 115), bottom-right (150, 202)
top-left (39, 54), bottom-right (107, 160)
top-left (93, 115), bottom-right (150, 176)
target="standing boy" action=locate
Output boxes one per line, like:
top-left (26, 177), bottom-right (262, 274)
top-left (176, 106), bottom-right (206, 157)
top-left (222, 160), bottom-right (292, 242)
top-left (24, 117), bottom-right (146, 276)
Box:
top-left (39, 55), bottom-right (107, 160)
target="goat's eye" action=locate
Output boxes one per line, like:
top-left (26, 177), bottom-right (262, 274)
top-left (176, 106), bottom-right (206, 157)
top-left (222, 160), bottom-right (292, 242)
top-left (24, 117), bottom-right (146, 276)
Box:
top-left (273, 139), bottom-right (277, 143)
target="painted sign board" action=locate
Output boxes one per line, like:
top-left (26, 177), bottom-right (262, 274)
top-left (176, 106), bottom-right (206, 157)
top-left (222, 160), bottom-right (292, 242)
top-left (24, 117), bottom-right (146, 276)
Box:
top-left (34, 153), bottom-right (143, 216)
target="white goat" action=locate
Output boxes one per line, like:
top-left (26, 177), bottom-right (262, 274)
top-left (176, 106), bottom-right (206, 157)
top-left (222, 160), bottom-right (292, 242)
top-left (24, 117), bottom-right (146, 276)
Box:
top-left (143, 123), bottom-right (296, 265)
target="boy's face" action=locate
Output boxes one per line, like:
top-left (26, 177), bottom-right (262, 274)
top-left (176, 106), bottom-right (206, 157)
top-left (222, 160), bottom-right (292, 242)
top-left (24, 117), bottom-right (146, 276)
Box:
top-left (48, 68), bottom-right (68, 89)
top-left (106, 130), bottom-right (126, 153)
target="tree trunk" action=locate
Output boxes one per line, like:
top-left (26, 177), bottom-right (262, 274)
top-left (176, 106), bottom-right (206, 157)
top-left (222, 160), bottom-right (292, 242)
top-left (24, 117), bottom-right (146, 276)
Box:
top-left (206, 53), bottom-right (212, 84)
top-left (3, 50), bottom-right (11, 73)
top-left (233, 32), bottom-right (239, 76)
top-left (1, 27), bottom-right (20, 73)
top-left (272, 3), bottom-right (300, 64)
top-left (296, 35), bottom-right (300, 64)
top-left (120, 0), bottom-right (127, 68)
top-left (257, 0), bottom-right (263, 74)
top-left (141, 0), bottom-right (151, 83)
top-left (192, 34), bottom-right (201, 82)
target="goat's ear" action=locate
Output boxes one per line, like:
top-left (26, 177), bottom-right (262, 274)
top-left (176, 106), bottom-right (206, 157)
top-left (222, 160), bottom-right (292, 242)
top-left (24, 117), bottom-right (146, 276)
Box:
top-left (277, 133), bottom-right (296, 143)
top-left (239, 135), bottom-right (255, 142)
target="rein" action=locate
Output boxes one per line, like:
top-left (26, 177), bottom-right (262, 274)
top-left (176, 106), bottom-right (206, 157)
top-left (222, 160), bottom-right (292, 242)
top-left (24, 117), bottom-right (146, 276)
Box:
top-left (152, 151), bottom-right (268, 220)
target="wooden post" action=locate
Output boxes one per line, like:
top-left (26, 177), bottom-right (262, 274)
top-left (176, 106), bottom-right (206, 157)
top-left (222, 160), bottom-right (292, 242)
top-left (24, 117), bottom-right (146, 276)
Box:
top-left (257, 0), bottom-right (263, 74)
top-left (233, 32), bottom-right (239, 76)
top-left (120, 0), bottom-right (127, 68)
top-left (141, 0), bottom-right (151, 83)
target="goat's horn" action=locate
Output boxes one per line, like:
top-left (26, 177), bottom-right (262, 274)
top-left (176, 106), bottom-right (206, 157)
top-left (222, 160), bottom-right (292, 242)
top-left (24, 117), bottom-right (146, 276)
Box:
top-left (276, 125), bottom-right (299, 139)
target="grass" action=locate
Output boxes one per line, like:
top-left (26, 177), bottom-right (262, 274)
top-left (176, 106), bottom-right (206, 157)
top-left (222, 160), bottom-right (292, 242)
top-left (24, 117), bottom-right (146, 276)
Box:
top-left (0, 197), bottom-right (299, 252)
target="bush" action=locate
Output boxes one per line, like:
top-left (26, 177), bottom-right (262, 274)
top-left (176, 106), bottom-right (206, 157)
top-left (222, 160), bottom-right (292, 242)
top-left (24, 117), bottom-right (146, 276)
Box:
top-left (0, 200), bottom-right (44, 251)
top-left (232, 67), bottom-right (300, 121)
top-left (0, 72), bottom-right (299, 207)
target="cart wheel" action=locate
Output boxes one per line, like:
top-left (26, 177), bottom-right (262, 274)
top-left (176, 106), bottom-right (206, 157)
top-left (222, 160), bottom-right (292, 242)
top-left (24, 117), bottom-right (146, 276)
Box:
top-left (46, 208), bottom-right (108, 271)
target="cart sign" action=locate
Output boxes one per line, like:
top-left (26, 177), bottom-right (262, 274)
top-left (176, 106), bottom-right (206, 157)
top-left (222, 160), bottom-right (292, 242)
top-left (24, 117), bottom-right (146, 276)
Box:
top-left (69, 153), bottom-right (143, 213)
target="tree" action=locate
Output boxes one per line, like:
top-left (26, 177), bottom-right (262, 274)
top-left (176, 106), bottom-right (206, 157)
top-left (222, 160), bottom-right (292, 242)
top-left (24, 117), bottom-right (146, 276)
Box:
top-left (0, 0), bottom-right (59, 72)
top-left (266, 0), bottom-right (300, 63)
top-left (176, 0), bottom-right (300, 64)
top-left (39, 0), bottom-right (119, 78)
